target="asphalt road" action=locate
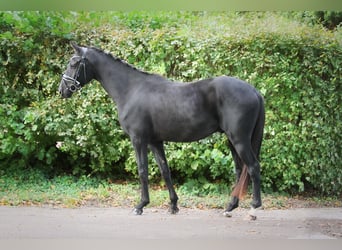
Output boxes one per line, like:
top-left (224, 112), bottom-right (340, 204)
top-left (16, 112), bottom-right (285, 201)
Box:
top-left (0, 206), bottom-right (341, 239)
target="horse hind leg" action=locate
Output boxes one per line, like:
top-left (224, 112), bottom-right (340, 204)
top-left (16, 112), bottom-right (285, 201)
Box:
top-left (223, 141), bottom-right (244, 217)
top-left (234, 141), bottom-right (262, 219)
top-left (224, 136), bottom-right (262, 220)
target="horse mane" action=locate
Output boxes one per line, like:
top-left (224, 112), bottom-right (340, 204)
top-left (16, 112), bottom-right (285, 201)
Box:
top-left (88, 46), bottom-right (155, 77)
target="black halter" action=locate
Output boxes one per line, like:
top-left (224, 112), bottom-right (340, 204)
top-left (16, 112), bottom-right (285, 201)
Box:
top-left (61, 56), bottom-right (87, 92)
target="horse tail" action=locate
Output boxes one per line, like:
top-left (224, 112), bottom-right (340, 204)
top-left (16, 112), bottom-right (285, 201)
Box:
top-left (251, 94), bottom-right (265, 161)
top-left (232, 163), bottom-right (249, 199)
top-left (231, 93), bottom-right (265, 200)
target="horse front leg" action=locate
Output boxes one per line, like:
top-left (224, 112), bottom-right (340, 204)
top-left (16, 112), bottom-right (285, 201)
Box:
top-left (131, 138), bottom-right (149, 215)
top-left (150, 142), bottom-right (179, 214)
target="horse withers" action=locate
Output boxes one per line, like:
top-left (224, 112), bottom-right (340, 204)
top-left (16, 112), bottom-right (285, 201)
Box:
top-left (59, 42), bottom-right (265, 219)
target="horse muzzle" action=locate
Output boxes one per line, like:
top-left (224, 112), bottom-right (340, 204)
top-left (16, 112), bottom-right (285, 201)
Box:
top-left (58, 80), bottom-right (73, 98)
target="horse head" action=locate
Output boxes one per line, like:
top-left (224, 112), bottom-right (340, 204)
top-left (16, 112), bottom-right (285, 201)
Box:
top-left (59, 42), bottom-right (94, 98)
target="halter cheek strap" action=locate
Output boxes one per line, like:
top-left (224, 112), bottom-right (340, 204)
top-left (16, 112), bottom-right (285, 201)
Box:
top-left (62, 56), bottom-right (87, 92)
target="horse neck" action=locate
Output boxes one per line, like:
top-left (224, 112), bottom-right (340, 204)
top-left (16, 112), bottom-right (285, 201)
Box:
top-left (88, 49), bottom-right (143, 106)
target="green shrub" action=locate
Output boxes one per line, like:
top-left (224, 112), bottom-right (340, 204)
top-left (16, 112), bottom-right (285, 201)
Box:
top-left (1, 11), bottom-right (341, 195)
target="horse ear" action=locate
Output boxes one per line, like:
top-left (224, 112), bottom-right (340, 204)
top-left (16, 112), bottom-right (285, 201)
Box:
top-left (71, 41), bottom-right (83, 55)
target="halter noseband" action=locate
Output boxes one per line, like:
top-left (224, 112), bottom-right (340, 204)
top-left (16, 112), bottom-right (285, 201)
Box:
top-left (62, 56), bottom-right (87, 93)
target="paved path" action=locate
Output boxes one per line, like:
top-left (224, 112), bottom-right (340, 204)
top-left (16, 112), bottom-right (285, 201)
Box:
top-left (0, 206), bottom-right (341, 239)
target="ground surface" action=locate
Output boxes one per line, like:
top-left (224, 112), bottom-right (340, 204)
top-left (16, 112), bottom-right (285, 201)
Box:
top-left (0, 206), bottom-right (341, 239)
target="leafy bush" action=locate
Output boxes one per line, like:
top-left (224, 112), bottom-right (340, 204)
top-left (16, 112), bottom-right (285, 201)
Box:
top-left (286, 11), bottom-right (342, 30)
top-left (313, 11), bottom-right (342, 29)
top-left (0, 12), bottom-right (73, 176)
top-left (0, 11), bottom-right (341, 195)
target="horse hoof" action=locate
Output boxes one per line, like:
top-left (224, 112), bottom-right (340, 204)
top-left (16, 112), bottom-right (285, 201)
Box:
top-left (244, 214), bottom-right (257, 221)
top-left (223, 211), bottom-right (232, 218)
top-left (133, 208), bottom-right (143, 215)
top-left (249, 215), bottom-right (257, 220)
top-left (245, 207), bottom-right (260, 220)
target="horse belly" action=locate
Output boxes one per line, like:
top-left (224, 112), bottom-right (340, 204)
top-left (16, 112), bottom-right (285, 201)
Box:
top-left (153, 114), bottom-right (219, 142)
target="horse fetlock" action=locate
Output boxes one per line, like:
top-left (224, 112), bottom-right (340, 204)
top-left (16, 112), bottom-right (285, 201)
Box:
top-left (226, 200), bottom-right (239, 212)
top-left (169, 205), bottom-right (179, 215)
top-left (251, 199), bottom-right (262, 209)
top-left (133, 199), bottom-right (149, 215)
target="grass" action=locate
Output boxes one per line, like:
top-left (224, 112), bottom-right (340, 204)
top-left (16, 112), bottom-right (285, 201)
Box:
top-left (0, 170), bottom-right (341, 210)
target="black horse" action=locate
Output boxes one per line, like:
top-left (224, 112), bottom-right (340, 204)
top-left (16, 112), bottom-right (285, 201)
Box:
top-left (59, 42), bottom-right (265, 219)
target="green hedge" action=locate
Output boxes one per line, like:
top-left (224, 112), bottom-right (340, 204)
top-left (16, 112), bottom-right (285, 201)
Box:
top-left (0, 11), bottom-right (341, 195)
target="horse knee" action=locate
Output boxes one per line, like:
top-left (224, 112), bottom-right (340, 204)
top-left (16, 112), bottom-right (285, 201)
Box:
top-left (138, 167), bottom-right (148, 178)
